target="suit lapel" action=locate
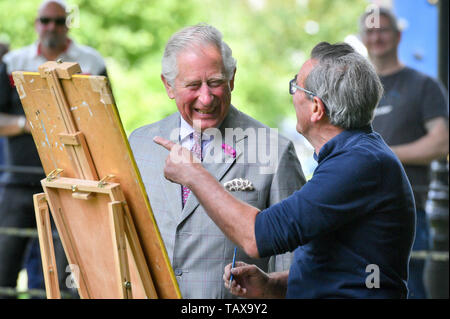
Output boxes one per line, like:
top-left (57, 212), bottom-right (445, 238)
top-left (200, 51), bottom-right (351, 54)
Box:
top-left (157, 114), bottom-right (183, 218)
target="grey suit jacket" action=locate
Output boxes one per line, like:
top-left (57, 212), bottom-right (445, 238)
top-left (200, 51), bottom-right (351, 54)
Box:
top-left (129, 105), bottom-right (305, 298)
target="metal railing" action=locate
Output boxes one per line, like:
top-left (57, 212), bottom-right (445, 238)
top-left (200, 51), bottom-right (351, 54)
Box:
top-left (1, 163), bottom-right (448, 298)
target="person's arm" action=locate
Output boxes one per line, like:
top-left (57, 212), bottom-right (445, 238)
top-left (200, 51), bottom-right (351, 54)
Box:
top-left (154, 135), bottom-right (378, 258)
top-left (0, 62), bottom-right (30, 136)
top-left (0, 113), bottom-right (30, 136)
top-left (391, 117), bottom-right (449, 165)
top-left (154, 136), bottom-right (261, 258)
top-left (223, 261), bottom-right (288, 298)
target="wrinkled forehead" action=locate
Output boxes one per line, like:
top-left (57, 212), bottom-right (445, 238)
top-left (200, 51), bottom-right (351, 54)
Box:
top-left (177, 44), bottom-right (225, 71)
top-left (297, 59), bottom-right (318, 84)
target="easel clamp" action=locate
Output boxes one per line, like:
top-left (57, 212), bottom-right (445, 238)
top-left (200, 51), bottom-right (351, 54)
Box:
top-left (46, 169), bottom-right (64, 181)
top-left (38, 61), bottom-right (81, 80)
top-left (98, 175), bottom-right (116, 188)
top-left (42, 176), bottom-right (120, 194)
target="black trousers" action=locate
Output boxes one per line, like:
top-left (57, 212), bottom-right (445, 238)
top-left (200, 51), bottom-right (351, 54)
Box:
top-left (0, 185), bottom-right (73, 298)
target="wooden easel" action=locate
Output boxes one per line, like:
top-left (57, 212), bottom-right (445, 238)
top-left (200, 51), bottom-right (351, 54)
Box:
top-left (34, 175), bottom-right (155, 299)
top-left (13, 62), bottom-right (181, 299)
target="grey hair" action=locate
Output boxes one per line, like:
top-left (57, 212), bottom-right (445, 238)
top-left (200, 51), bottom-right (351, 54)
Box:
top-left (161, 23), bottom-right (237, 86)
top-left (305, 42), bottom-right (383, 129)
top-left (359, 6), bottom-right (400, 33)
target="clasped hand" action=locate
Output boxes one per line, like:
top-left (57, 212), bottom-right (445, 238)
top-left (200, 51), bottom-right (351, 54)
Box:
top-left (223, 261), bottom-right (270, 298)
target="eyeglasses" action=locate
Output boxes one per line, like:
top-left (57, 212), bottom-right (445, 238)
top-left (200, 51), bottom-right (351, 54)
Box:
top-left (289, 75), bottom-right (317, 98)
top-left (39, 16), bottom-right (67, 26)
top-left (289, 75), bottom-right (329, 115)
top-left (362, 27), bottom-right (395, 36)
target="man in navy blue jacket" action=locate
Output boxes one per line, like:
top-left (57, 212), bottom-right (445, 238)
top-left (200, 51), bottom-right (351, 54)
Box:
top-left (154, 42), bottom-right (415, 298)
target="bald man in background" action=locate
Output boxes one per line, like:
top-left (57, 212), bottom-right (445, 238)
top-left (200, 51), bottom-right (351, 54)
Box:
top-left (0, 0), bottom-right (106, 297)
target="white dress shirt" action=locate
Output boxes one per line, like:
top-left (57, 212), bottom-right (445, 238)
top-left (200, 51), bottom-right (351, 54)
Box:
top-left (179, 116), bottom-right (214, 158)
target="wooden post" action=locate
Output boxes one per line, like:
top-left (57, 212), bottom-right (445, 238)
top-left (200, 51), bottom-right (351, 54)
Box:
top-left (33, 193), bottom-right (61, 299)
top-left (39, 62), bottom-right (98, 181)
top-left (109, 201), bottom-right (133, 299)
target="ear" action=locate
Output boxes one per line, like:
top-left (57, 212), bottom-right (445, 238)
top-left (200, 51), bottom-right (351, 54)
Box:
top-left (161, 74), bottom-right (175, 99)
top-left (229, 68), bottom-right (236, 92)
top-left (310, 97), bottom-right (327, 122)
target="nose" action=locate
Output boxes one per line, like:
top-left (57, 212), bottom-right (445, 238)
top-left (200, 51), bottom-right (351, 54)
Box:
top-left (198, 83), bottom-right (213, 106)
top-left (367, 30), bottom-right (382, 42)
top-left (44, 20), bottom-right (58, 31)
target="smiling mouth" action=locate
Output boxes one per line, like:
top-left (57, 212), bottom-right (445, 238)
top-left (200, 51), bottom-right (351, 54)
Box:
top-left (195, 106), bottom-right (216, 114)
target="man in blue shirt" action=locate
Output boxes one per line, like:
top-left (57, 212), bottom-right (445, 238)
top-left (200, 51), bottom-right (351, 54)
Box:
top-left (154, 42), bottom-right (415, 298)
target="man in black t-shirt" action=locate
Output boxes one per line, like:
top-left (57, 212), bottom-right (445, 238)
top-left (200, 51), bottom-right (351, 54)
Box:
top-left (360, 7), bottom-right (449, 299)
top-left (0, 0), bottom-right (107, 298)
top-left (0, 44), bottom-right (8, 181)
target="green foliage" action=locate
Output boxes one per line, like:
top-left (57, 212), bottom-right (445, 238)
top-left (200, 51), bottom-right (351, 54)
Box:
top-left (0, 0), bottom-right (368, 135)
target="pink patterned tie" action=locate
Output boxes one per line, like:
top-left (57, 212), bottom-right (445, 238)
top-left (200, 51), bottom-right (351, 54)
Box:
top-left (182, 131), bottom-right (202, 207)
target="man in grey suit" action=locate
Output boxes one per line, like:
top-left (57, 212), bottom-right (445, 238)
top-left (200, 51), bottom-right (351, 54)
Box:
top-left (129, 23), bottom-right (305, 298)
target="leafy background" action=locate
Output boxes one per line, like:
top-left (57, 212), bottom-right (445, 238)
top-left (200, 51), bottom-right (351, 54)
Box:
top-left (0, 0), bottom-right (369, 135)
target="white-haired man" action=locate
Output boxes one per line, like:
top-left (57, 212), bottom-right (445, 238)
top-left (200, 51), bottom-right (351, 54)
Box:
top-left (155, 42), bottom-right (416, 298)
top-left (129, 23), bottom-right (305, 298)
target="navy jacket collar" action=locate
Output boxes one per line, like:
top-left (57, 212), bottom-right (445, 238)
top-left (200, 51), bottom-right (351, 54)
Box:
top-left (314, 125), bottom-right (373, 163)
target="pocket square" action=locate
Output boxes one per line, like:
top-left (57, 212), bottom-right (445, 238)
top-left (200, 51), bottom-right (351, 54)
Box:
top-left (223, 178), bottom-right (254, 191)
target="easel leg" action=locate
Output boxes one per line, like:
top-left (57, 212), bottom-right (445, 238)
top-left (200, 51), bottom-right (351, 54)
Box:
top-left (109, 201), bottom-right (133, 299)
top-left (122, 203), bottom-right (158, 299)
top-left (33, 193), bottom-right (61, 299)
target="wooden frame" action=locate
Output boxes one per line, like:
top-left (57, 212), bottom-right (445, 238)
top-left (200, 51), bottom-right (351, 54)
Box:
top-left (34, 177), bottom-right (156, 298)
top-left (13, 61), bottom-right (181, 299)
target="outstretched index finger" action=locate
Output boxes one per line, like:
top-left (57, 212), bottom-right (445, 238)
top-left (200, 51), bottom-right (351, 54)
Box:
top-left (153, 136), bottom-right (176, 151)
